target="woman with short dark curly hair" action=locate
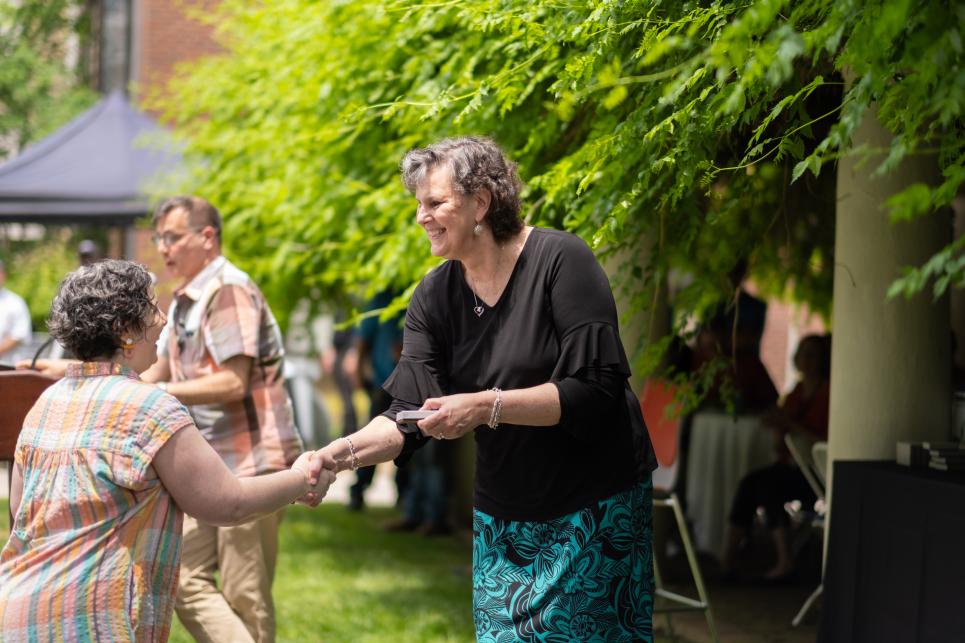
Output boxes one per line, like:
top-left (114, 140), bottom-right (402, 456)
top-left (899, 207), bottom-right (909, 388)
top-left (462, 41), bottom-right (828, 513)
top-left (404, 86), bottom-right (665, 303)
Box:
top-left (47, 258), bottom-right (161, 360)
top-left (323, 137), bottom-right (658, 641)
top-left (0, 259), bottom-right (335, 642)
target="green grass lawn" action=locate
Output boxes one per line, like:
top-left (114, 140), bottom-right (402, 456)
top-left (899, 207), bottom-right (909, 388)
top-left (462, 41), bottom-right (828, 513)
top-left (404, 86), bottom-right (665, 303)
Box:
top-left (2, 499), bottom-right (475, 642)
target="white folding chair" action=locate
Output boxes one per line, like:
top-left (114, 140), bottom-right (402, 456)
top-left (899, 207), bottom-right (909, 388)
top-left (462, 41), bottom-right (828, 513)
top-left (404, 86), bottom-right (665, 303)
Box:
top-left (783, 433), bottom-right (828, 627)
top-left (784, 432), bottom-right (823, 500)
top-left (812, 443), bottom-right (828, 485)
top-left (642, 381), bottom-right (719, 643)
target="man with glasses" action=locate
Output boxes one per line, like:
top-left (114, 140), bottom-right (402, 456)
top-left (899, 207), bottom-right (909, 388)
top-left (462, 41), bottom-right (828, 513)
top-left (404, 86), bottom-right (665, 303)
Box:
top-left (141, 195), bottom-right (303, 643)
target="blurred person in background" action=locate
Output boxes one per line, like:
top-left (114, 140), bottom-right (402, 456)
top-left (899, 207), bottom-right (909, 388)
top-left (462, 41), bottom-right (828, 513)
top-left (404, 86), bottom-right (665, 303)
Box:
top-left (721, 333), bottom-right (831, 582)
top-left (77, 238), bottom-right (101, 266)
top-left (348, 290), bottom-right (405, 511)
top-left (0, 258), bottom-right (32, 363)
top-left (321, 322), bottom-right (360, 444)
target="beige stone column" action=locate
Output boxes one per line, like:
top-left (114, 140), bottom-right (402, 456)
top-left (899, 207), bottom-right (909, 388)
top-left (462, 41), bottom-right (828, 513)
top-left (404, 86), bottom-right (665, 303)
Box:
top-left (827, 106), bottom-right (952, 500)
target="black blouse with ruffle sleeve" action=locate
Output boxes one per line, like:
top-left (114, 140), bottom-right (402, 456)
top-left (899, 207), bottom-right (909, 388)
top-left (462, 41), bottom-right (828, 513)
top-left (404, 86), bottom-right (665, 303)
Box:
top-left (381, 227), bottom-right (657, 521)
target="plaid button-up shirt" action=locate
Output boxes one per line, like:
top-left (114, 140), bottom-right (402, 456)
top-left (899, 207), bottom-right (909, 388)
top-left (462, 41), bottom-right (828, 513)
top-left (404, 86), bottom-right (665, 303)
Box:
top-left (158, 256), bottom-right (302, 476)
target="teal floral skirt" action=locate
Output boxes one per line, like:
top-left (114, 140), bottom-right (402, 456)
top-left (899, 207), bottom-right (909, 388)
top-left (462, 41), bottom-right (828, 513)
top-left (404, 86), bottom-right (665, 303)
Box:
top-left (472, 479), bottom-right (654, 642)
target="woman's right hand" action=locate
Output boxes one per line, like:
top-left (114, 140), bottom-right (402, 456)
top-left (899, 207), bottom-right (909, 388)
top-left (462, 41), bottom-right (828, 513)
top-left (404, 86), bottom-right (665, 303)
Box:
top-left (418, 391), bottom-right (492, 440)
top-left (291, 451), bottom-right (337, 507)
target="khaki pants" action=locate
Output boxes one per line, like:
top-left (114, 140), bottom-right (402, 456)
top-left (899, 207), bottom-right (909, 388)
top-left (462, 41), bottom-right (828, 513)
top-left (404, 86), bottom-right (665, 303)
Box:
top-left (175, 510), bottom-right (284, 643)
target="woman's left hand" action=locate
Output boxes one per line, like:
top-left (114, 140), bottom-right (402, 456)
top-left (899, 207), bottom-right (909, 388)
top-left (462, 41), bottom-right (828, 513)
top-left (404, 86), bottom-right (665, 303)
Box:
top-left (417, 392), bottom-right (492, 440)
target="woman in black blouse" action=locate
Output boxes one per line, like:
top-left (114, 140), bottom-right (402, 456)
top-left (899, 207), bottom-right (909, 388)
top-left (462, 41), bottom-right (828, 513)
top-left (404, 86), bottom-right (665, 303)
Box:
top-left (320, 136), bottom-right (657, 641)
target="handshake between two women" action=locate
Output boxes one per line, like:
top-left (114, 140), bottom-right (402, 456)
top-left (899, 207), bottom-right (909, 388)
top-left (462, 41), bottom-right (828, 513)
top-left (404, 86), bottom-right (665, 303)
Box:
top-left (290, 450), bottom-right (339, 508)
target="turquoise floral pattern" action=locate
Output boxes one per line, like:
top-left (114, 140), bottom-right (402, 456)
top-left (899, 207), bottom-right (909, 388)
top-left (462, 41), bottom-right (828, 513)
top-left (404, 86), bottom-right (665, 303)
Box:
top-left (472, 480), bottom-right (654, 642)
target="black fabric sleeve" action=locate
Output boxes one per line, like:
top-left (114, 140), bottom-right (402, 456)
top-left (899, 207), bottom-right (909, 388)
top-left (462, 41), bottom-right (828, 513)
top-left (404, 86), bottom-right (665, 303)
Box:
top-left (547, 234), bottom-right (633, 441)
top-left (554, 365), bottom-right (626, 433)
top-left (380, 278), bottom-right (447, 464)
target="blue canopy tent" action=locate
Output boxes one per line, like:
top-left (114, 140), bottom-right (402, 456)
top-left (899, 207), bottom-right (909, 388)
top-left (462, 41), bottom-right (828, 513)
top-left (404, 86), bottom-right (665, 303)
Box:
top-left (0, 91), bottom-right (180, 231)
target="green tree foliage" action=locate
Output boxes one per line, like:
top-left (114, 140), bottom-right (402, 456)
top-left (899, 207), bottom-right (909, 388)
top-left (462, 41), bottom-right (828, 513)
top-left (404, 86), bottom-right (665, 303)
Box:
top-left (0, 1), bottom-right (98, 331)
top-left (151, 0), bottom-right (962, 364)
top-left (0, 0), bottom-right (98, 158)
top-left (3, 232), bottom-right (77, 329)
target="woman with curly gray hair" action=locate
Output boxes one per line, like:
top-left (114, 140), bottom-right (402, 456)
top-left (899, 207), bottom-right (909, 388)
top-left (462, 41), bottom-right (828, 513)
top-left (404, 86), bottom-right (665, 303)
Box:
top-left (320, 136), bottom-right (658, 641)
top-left (0, 259), bottom-right (334, 642)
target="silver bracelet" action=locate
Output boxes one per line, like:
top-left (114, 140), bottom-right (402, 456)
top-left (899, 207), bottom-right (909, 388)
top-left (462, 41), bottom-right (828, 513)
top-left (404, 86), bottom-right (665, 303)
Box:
top-left (488, 388), bottom-right (502, 429)
top-left (343, 436), bottom-right (360, 471)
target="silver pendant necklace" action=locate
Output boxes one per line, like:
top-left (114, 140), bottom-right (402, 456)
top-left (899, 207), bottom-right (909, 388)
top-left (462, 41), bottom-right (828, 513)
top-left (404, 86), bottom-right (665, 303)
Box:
top-left (467, 238), bottom-right (518, 318)
top-left (467, 232), bottom-right (526, 319)
top-left (467, 255), bottom-right (499, 318)
top-left (470, 288), bottom-right (485, 317)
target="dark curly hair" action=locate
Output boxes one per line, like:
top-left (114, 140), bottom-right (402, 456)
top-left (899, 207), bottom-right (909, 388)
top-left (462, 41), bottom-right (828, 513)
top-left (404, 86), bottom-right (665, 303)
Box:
top-left (48, 260), bottom-right (159, 361)
top-left (400, 136), bottom-right (524, 243)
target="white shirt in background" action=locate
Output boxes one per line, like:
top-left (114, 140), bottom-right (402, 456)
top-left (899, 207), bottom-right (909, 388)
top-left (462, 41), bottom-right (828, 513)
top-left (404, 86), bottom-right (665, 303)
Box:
top-left (0, 287), bottom-right (31, 361)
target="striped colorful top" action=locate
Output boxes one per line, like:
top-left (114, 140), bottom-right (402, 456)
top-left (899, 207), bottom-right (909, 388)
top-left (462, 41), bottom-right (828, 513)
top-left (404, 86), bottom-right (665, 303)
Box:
top-left (0, 362), bottom-right (195, 642)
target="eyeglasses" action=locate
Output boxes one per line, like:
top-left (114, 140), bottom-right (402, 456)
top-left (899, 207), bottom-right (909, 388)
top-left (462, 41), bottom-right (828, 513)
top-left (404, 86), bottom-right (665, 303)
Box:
top-left (151, 229), bottom-right (202, 248)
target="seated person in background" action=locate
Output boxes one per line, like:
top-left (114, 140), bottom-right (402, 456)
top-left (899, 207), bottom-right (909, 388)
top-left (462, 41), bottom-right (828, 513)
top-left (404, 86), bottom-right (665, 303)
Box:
top-left (721, 333), bottom-right (831, 581)
top-left (0, 260), bottom-right (335, 642)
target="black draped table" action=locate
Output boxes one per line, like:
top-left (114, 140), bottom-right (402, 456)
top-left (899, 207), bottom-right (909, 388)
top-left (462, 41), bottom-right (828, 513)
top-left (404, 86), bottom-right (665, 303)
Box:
top-left (821, 460), bottom-right (965, 643)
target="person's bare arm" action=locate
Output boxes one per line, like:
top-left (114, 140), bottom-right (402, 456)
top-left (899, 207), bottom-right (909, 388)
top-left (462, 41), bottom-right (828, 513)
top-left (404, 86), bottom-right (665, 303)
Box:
top-left (160, 355), bottom-right (252, 406)
top-left (317, 378), bottom-right (563, 461)
top-left (139, 358), bottom-right (171, 384)
top-left (0, 337), bottom-right (20, 357)
top-left (15, 358), bottom-right (76, 377)
top-left (413, 383), bottom-right (561, 441)
top-left (9, 462), bottom-right (23, 517)
top-left (319, 415), bottom-right (405, 473)
top-left (153, 425), bottom-right (335, 525)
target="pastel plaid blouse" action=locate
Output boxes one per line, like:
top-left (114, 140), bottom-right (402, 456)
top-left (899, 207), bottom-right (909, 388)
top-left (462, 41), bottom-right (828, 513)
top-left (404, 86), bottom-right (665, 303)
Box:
top-left (0, 362), bottom-right (194, 642)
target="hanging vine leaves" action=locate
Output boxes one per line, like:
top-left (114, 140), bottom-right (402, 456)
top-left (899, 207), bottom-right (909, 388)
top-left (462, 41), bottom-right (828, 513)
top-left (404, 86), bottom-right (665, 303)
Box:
top-left (149, 0), bottom-right (962, 360)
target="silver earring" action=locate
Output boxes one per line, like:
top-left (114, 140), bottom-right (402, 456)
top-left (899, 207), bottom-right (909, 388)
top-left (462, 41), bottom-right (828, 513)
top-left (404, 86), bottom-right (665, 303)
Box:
top-left (473, 223), bottom-right (483, 236)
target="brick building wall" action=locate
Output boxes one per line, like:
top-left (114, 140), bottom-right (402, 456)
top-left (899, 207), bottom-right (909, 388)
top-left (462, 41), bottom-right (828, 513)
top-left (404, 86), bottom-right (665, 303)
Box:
top-left (132, 0), bottom-right (222, 102)
top-left (130, 0), bottom-right (222, 309)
